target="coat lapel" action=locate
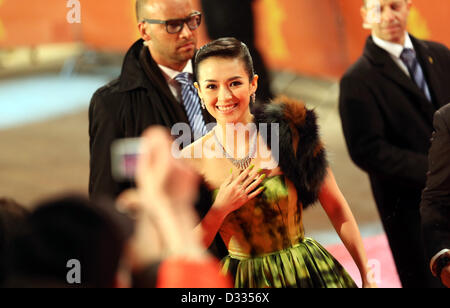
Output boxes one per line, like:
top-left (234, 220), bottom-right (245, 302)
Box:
top-left (139, 47), bottom-right (190, 126)
top-left (140, 48), bottom-right (216, 128)
top-left (364, 36), bottom-right (437, 121)
top-left (412, 36), bottom-right (443, 109)
top-left (118, 39), bottom-right (215, 136)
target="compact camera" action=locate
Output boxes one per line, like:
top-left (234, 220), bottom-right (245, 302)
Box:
top-left (110, 137), bottom-right (142, 182)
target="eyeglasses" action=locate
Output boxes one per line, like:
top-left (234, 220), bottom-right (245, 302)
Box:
top-left (142, 12), bottom-right (202, 34)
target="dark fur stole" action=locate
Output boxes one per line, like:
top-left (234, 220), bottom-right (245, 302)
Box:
top-left (252, 96), bottom-right (328, 210)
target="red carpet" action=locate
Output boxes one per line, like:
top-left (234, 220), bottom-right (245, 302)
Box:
top-left (325, 234), bottom-right (402, 288)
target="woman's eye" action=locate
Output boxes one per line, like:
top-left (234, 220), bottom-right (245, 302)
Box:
top-left (230, 81), bottom-right (242, 87)
top-left (206, 84), bottom-right (217, 90)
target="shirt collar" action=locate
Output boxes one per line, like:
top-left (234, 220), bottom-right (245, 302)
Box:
top-left (372, 32), bottom-right (414, 59)
top-left (158, 60), bottom-right (193, 81)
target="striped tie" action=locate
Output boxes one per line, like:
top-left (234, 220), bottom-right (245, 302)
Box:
top-left (400, 48), bottom-right (432, 102)
top-left (175, 72), bottom-right (207, 139)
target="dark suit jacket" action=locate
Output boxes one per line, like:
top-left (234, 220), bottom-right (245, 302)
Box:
top-left (89, 39), bottom-right (215, 199)
top-left (339, 35), bottom-right (450, 215)
top-left (421, 103), bottom-right (450, 260)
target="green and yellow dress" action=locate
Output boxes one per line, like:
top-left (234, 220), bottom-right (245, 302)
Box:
top-left (217, 175), bottom-right (357, 288)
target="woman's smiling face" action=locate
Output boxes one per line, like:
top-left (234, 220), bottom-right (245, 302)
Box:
top-left (196, 56), bottom-right (258, 125)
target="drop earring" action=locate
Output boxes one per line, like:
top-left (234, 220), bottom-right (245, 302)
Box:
top-left (251, 93), bottom-right (256, 104)
top-left (201, 99), bottom-right (206, 109)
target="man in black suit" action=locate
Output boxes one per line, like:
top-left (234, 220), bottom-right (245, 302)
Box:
top-left (339, 0), bottom-right (450, 287)
top-left (89, 0), bottom-right (215, 199)
top-left (421, 103), bottom-right (450, 288)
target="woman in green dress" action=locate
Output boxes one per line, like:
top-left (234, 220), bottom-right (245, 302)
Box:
top-left (182, 37), bottom-right (375, 288)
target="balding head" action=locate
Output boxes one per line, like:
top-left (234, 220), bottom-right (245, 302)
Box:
top-left (136, 0), bottom-right (160, 22)
top-left (136, 0), bottom-right (199, 71)
top-left (136, 0), bottom-right (193, 22)
top-left (362, 0), bottom-right (410, 8)
top-left (136, 0), bottom-right (146, 22)
top-left (361, 0), bottom-right (412, 45)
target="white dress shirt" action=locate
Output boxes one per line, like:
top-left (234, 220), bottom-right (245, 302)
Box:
top-left (372, 32), bottom-right (414, 78)
top-left (158, 60), bottom-right (194, 103)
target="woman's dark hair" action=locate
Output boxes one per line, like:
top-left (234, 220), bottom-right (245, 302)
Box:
top-left (194, 37), bottom-right (255, 82)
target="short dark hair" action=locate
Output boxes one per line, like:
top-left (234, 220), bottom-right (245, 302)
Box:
top-left (194, 37), bottom-right (255, 82)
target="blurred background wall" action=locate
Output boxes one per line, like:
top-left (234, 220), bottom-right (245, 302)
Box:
top-left (0, 0), bottom-right (448, 78)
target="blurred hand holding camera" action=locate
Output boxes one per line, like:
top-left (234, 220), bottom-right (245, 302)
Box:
top-left (117, 127), bottom-right (206, 271)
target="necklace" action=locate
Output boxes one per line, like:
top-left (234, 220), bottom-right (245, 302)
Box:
top-left (213, 129), bottom-right (258, 170)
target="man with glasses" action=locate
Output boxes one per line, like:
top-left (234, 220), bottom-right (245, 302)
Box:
top-left (338, 0), bottom-right (450, 287)
top-left (89, 0), bottom-right (215, 199)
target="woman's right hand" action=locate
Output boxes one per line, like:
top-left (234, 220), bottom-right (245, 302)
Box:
top-left (213, 164), bottom-right (266, 217)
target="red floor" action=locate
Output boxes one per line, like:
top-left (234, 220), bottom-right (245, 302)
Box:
top-left (325, 234), bottom-right (402, 288)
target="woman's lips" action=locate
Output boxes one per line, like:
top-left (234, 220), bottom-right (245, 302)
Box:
top-left (216, 103), bottom-right (239, 113)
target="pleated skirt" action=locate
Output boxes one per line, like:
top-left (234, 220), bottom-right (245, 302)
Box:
top-left (221, 237), bottom-right (358, 288)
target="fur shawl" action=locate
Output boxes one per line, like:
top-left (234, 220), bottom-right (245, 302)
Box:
top-left (252, 96), bottom-right (328, 210)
